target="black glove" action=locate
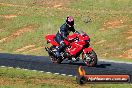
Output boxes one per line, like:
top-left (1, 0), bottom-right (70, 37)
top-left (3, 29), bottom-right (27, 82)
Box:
top-left (75, 31), bottom-right (80, 34)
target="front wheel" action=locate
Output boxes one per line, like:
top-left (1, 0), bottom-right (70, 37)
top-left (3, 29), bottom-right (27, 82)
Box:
top-left (82, 50), bottom-right (97, 67)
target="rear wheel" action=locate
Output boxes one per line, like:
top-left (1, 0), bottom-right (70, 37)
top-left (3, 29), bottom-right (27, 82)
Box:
top-left (50, 56), bottom-right (63, 64)
top-left (82, 50), bottom-right (97, 67)
top-left (49, 46), bottom-right (63, 64)
top-left (56, 57), bottom-right (63, 64)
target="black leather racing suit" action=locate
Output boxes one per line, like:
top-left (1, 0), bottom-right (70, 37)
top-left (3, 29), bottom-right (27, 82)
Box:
top-left (54, 23), bottom-right (76, 58)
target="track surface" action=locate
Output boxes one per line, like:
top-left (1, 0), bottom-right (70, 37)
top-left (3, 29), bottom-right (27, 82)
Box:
top-left (0, 53), bottom-right (132, 82)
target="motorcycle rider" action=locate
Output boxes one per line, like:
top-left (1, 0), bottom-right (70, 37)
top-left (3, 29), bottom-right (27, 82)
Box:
top-left (54, 16), bottom-right (79, 59)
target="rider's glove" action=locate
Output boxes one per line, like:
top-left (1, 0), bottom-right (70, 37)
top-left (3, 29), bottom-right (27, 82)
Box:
top-left (74, 31), bottom-right (80, 34)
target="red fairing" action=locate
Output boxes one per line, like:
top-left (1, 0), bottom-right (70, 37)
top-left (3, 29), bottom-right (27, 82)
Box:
top-left (83, 48), bottom-right (93, 53)
top-left (45, 34), bottom-right (59, 46)
top-left (66, 42), bottom-right (83, 56)
top-left (45, 31), bottom-right (92, 57)
top-left (65, 32), bottom-right (90, 56)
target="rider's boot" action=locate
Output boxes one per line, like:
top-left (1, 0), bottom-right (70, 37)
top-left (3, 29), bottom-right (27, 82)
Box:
top-left (55, 42), bottom-right (66, 59)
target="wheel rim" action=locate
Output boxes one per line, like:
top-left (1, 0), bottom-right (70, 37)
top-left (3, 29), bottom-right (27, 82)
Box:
top-left (50, 56), bottom-right (57, 63)
top-left (49, 46), bottom-right (58, 63)
top-left (83, 52), bottom-right (95, 66)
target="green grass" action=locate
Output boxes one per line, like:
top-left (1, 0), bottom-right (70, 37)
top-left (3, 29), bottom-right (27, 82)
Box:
top-left (0, 67), bottom-right (74, 88)
top-left (0, 0), bottom-right (132, 60)
top-left (0, 0), bottom-right (132, 87)
top-left (0, 67), bottom-right (132, 88)
top-left (70, 0), bottom-right (132, 11)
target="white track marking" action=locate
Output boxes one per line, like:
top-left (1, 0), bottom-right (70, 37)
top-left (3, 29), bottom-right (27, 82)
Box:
top-left (31, 70), bottom-right (37, 72)
top-left (61, 74), bottom-right (66, 76)
top-left (54, 73), bottom-right (59, 75)
top-left (16, 67), bottom-right (21, 69)
top-left (8, 67), bottom-right (13, 68)
top-left (0, 66), bottom-right (75, 77)
top-left (23, 69), bottom-right (28, 70)
top-left (1, 66), bottom-right (6, 67)
top-left (46, 72), bottom-right (51, 74)
top-left (39, 71), bottom-right (44, 73)
top-left (68, 75), bottom-right (73, 77)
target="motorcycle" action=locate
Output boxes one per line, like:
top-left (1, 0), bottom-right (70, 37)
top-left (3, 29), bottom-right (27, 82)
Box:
top-left (45, 31), bottom-right (97, 67)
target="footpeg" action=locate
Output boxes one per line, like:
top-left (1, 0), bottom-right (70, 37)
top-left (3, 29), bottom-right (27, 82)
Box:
top-left (45, 47), bottom-right (49, 51)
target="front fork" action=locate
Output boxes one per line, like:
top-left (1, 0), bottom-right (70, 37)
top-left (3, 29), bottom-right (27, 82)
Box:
top-left (82, 47), bottom-right (93, 59)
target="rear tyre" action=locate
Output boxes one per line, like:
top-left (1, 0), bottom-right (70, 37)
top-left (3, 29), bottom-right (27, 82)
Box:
top-left (50, 56), bottom-right (63, 64)
top-left (49, 46), bottom-right (63, 64)
top-left (56, 57), bottom-right (63, 64)
top-left (82, 50), bottom-right (97, 67)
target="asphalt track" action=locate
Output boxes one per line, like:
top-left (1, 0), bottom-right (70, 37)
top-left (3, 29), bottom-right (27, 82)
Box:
top-left (0, 53), bottom-right (132, 82)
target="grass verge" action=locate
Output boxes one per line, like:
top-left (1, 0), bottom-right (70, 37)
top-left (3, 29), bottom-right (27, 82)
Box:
top-left (0, 67), bottom-right (132, 88)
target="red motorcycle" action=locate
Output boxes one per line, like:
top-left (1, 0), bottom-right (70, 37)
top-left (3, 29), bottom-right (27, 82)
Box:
top-left (45, 31), bottom-right (97, 67)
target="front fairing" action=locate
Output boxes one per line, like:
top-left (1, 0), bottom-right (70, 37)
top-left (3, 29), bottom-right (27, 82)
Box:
top-left (45, 34), bottom-right (59, 46)
top-left (66, 31), bottom-right (90, 56)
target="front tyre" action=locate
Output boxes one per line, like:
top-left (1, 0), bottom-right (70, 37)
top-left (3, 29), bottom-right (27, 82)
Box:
top-left (82, 50), bottom-right (97, 67)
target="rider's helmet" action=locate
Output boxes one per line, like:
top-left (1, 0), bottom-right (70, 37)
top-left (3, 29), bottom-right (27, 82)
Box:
top-left (66, 16), bottom-right (74, 27)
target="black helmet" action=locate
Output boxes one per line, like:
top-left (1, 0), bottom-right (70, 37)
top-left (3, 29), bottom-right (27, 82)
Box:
top-left (66, 16), bottom-right (74, 27)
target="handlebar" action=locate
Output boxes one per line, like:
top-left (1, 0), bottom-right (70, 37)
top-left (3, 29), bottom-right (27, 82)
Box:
top-left (69, 36), bottom-right (79, 42)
